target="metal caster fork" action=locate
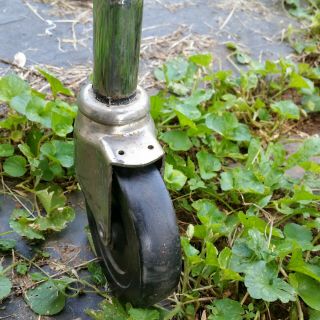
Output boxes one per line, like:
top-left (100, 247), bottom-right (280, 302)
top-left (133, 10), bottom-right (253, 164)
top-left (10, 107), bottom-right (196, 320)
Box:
top-left (75, 0), bottom-right (182, 306)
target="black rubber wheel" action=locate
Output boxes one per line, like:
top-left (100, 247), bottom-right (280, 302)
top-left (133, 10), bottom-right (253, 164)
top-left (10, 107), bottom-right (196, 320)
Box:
top-left (86, 164), bottom-right (181, 306)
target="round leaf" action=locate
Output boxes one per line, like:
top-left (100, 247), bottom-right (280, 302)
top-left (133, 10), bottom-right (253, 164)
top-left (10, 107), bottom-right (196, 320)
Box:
top-left (160, 130), bottom-right (192, 151)
top-left (245, 261), bottom-right (296, 303)
top-left (289, 273), bottom-right (320, 311)
top-left (271, 100), bottom-right (300, 120)
top-left (0, 144), bottom-right (14, 157)
top-left (3, 155), bottom-right (27, 177)
top-left (25, 281), bottom-right (66, 316)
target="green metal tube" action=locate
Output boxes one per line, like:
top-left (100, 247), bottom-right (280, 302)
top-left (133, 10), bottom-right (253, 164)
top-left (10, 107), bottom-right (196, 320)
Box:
top-left (93, 0), bottom-right (144, 101)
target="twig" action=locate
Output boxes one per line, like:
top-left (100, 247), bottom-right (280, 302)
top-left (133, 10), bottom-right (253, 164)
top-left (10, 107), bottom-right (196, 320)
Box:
top-left (220, 3), bottom-right (238, 30)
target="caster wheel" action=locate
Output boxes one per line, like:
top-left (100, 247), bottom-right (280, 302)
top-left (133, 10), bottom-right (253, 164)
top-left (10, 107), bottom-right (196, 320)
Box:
top-left (86, 164), bottom-right (182, 306)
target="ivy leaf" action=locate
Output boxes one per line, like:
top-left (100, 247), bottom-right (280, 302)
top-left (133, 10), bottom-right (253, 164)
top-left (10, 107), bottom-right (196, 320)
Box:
top-left (289, 273), bottom-right (320, 311)
top-left (208, 298), bottom-right (244, 320)
top-left (25, 280), bottom-right (67, 315)
top-left (244, 261), bottom-right (296, 303)
top-left (0, 239), bottom-right (16, 251)
top-left (0, 144), bottom-right (14, 157)
top-left (3, 155), bottom-right (27, 177)
top-left (0, 275), bottom-right (12, 300)
top-left (0, 74), bottom-right (30, 102)
top-left (128, 308), bottom-right (160, 320)
top-left (160, 130), bottom-right (193, 151)
top-left (271, 100), bottom-right (300, 119)
top-left (38, 69), bottom-right (74, 98)
top-left (164, 163), bottom-right (187, 191)
top-left (196, 151), bottom-right (221, 180)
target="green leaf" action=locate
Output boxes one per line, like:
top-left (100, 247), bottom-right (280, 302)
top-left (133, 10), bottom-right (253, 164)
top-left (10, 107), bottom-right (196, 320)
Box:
top-left (271, 100), bottom-right (300, 119)
top-left (18, 144), bottom-right (40, 169)
top-left (287, 137), bottom-right (320, 168)
top-left (36, 185), bottom-right (66, 214)
top-left (87, 262), bottom-right (106, 286)
top-left (0, 144), bottom-right (14, 157)
top-left (181, 237), bottom-right (201, 265)
top-left (196, 151), bottom-right (221, 180)
top-left (0, 239), bottom-right (16, 251)
top-left (50, 100), bottom-right (77, 137)
top-left (25, 280), bottom-right (66, 316)
top-left (25, 96), bottom-right (51, 127)
top-left (10, 93), bottom-right (31, 114)
top-left (160, 130), bottom-right (192, 151)
top-left (3, 155), bottom-right (27, 177)
top-left (30, 273), bottom-right (48, 282)
top-left (0, 275), bottom-right (12, 300)
top-left (206, 113), bottom-right (251, 141)
top-left (38, 69), bottom-right (74, 98)
top-left (192, 200), bottom-right (225, 226)
top-left (205, 242), bottom-right (219, 267)
top-left (289, 273), bottom-right (320, 311)
top-left (244, 261), bottom-right (296, 303)
top-left (236, 52), bottom-right (251, 65)
top-left (189, 54), bottom-right (213, 67)
top-left (206, 112), bottom-right (238, 136)
top-left (309, 309), bottom-right (320, 320)
top-left (208, 298), bottom-right (244, 320)
top-left (37, 207), bottom-right (75, 232)
top-left (224, 167), bottom-right (265, 194)
top-left (164, 163), bottom-right (187, 191)
top-left (150, 94), bottom-right (164, 120)
top-left (16, 262), bottom-right (28, 275)
top-left (289, 72), bottom-right (311, 89)
top-left (163, 58), bottom-right (190, 82)
top-left (0, 74), bottom-right (30, 102)
top-left (284, 223), bottom-right (313, 250)
top-left (40, 140), bottom-right (74, 168)
top-left (9, 209), bottom-right (44, 240)
top-left (220, 172), bottom-right (233, 191)
top-left (288, 249), bottom-right (320, 282)
top-left (86, 299), bottom-right (128, 320)
top-left (128, 308), bottom-right (160, 320)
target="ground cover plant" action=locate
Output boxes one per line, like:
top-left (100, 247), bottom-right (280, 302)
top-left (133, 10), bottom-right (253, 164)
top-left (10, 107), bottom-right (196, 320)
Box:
top-left (0, 53), bottom-right (319, 319)
top-left (0, 1), bottom-right (319, 319)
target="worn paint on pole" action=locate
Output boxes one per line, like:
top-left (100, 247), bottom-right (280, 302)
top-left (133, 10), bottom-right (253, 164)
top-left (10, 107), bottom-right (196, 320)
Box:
top-left (93, 0), bottom-right (143, 101)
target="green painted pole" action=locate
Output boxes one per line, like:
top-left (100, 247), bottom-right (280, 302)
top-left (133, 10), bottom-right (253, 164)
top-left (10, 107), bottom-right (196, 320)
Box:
top-left (93, 0), bottom-right (144, 101)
